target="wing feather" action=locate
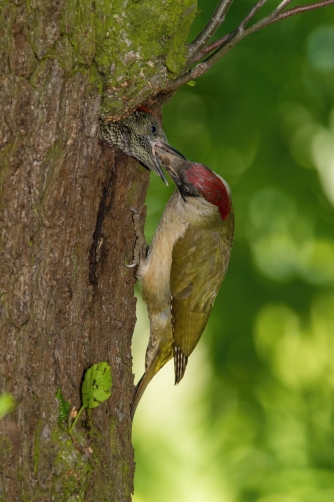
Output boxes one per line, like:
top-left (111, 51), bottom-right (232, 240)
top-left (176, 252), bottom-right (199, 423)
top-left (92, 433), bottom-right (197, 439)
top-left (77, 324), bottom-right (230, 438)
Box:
top-left (170, 217), bottom-right (233, 357)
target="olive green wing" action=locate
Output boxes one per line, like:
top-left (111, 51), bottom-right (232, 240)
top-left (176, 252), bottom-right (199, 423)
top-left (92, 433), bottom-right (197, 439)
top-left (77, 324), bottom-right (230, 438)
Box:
top-left (170, 221), bottom-right (232, 382)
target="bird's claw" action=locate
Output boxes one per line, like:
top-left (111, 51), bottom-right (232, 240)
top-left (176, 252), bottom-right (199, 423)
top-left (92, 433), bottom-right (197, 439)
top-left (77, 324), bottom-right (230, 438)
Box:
top-left (125, 207), bottom-right (147, 271)
top-left (128, 206), bottom-right (139, 216)
top-left (125, 261), bottom-right (138, 269)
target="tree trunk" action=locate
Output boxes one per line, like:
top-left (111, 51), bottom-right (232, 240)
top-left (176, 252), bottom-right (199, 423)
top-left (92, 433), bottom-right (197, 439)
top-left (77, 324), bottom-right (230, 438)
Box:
top-left (0, 1), bottom-right (196, 500)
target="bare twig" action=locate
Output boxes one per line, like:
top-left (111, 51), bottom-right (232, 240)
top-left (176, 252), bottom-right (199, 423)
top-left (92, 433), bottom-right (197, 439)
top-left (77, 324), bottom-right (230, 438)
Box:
top-left (167, 0), bottom-right (269, 91)
top-left (166, 0), bottom-right (334, 92)
top-left (187, 0), bottom-right (234, 66)
top-left (193, 0), bottom-right (293, 63)
top-left (246, 0), bottom-right (334, 33)
top-left (233, 0), bottom-right (269, 31)
top-left (192, 35), bottom-right (231, 64)
top-left (240, 0), bottom-right (298, 37)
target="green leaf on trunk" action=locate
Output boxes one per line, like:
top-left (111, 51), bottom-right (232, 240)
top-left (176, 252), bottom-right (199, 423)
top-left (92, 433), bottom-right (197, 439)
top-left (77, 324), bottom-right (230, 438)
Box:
top-left (55, 389), bottom-right (71, 423)
top-left (82, 362), bottom-right (112, 409)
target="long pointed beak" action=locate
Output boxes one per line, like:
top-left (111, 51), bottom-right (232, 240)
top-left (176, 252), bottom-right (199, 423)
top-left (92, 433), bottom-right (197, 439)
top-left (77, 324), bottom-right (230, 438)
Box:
top-left (153, 155), bottom-right (169, 186)
top-left (153, 142), bottom-right (187, 161)
top-left (153, 142), bottom-right (188, 184)
top-left (149, 140), bottom-right (169, 186)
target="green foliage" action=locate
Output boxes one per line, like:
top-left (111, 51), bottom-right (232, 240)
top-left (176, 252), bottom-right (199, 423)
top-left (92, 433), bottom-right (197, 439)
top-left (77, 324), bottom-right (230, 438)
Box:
top-left (56, 362), bottom-right (112, 435)
top-left (132, 1), bottom-right (334, 501)
top-left (55, 389), bottom-right (71, 424)
top-left (52, 363), bottom-right (112, 498)
top-left (82, 361), bottom-right (112, 409)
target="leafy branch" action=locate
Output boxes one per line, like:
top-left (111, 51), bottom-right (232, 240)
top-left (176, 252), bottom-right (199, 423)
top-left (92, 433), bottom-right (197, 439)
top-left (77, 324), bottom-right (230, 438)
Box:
top-left (55, 362), bottom-right (112, 439)
top-left (166, 0), bottom-right (334, 92)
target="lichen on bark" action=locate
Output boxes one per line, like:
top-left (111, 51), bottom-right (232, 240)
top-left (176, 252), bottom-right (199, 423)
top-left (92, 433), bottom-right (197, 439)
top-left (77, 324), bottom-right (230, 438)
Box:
top-left (45, 0), bottom-right (198, 116)
top-left (94, 0), bottom-right (197, 115)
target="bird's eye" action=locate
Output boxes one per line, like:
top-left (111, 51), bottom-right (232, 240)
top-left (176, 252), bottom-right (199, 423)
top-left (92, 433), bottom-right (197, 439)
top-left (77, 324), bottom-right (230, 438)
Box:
top-left (151, 124), bottom-right (157, 135)
top-left (184, 186), bottom-right (190, 193)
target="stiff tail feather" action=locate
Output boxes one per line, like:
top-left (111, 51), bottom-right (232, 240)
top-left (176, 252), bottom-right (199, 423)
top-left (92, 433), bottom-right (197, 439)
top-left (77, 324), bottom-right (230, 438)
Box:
top-left (174, 344), bottom-right (188, 385)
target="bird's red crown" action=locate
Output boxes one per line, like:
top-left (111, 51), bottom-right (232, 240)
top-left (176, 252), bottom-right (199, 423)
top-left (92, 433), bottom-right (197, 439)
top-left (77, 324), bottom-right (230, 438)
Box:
top-left (186, 164), bottom-right (231, 220)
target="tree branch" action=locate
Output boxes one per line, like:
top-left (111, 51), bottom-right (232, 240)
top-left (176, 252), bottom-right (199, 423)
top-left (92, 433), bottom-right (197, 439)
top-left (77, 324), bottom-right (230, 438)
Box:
top-left (186, 0), bottom-right (234, 66)
top-left (167, 0), bottom-right (269, 91)
top-left (166, 0), bottom-right (334, 92)
top-left (198, 0), bottom-right (294, 62)
top-left (191, 35), bottom-right (231, 64)
top-left (247, 0), bottom-right (334, 33)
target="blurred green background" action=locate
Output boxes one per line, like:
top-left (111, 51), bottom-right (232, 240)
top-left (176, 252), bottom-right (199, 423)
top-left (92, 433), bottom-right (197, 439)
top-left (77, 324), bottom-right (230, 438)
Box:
top-left (132, 1), bottom-right (334, 501)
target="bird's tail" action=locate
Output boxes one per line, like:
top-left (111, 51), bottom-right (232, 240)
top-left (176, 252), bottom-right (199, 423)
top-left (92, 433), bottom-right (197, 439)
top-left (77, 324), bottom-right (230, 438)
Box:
top-left (174, 344), bottom-right (188, 385)
top-left (131, 365), bottom-right (157, 420)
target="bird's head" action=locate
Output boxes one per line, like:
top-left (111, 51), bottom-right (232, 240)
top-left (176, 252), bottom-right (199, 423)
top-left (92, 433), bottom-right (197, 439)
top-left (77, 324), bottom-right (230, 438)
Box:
top-left (124, 106), bottom-right (185, 185)
top-left (100, 106), bottom-right (186, 185)
top-left (155, 144), bottom-right (232, 220)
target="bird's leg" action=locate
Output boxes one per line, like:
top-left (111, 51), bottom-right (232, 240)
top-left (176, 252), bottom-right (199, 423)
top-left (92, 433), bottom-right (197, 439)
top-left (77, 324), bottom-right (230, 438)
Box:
top-left (126, 207), bottom-right (148, 269)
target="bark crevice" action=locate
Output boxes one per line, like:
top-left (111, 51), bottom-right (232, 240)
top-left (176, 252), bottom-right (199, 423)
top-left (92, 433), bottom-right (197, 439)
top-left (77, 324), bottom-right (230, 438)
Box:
top-left (89, 145), bottom-right (116, 287)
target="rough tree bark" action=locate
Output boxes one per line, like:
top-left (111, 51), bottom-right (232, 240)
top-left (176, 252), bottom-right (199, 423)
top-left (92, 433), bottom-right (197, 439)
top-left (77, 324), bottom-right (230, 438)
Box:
top-left (0, 1), bottom-right (196, 500)
top-left (2, 0), bottom-right (332, 499)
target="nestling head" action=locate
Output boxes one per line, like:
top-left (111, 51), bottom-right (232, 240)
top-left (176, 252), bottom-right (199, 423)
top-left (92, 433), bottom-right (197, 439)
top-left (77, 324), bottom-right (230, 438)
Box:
top-left (131, 106), bottom-right (167, 145)
top-left (100, 106), bottom-right (186, 185)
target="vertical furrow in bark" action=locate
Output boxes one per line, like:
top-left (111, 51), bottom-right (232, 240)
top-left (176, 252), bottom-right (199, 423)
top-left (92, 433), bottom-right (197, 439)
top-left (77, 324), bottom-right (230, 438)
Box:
top-left (0, 3), bottom-right (150, 500)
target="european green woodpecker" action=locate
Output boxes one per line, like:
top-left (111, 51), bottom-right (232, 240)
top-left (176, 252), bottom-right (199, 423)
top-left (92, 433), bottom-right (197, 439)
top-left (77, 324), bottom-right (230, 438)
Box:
top-left (130, 144), bottom-right (234, 418)
top-left (100, 106), bottom-right (183, 185)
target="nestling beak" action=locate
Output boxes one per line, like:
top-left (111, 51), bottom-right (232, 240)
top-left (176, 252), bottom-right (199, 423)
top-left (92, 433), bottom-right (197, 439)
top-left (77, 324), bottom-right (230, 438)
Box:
top-left (149, 140), bottom-right (171, 186)
top-left (154, 142), bottom-right (187, 161)
top-left (154, 143), bottom-right (188, 183)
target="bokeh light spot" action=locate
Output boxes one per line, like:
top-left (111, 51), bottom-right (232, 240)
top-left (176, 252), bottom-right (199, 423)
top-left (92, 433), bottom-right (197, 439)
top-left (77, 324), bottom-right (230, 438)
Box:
top-left (307, 25), bottom-right (334, 72)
